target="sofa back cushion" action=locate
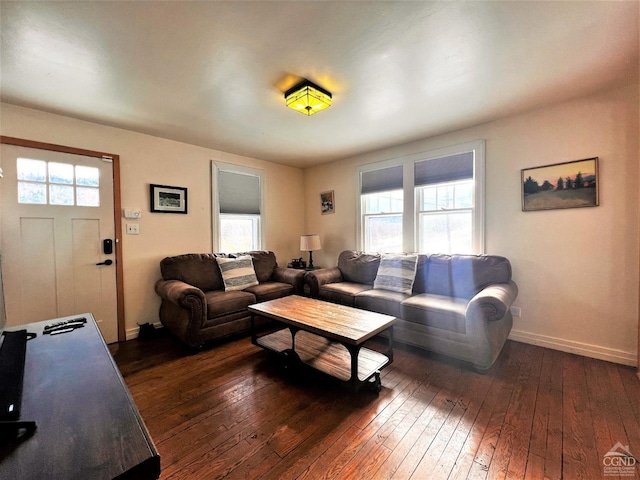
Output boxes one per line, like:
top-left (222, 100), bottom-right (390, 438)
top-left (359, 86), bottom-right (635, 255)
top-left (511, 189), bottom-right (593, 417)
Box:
top-left (160, 253), bottom-right (226, 291)
top-left (338, 250), bottom-right (381, 285)
top-left (425, 254), bottom-right (512, 299)
top-left (239, 251), bottom-right (277, 283)
top-left (411, 254), bottom-right (430, 294)
top-left (160, 250), bottom-right (278, 291)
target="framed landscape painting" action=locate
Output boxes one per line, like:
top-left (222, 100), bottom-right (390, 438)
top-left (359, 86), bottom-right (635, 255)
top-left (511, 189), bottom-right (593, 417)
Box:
top-left (521, 157), bottom-right (599, 212)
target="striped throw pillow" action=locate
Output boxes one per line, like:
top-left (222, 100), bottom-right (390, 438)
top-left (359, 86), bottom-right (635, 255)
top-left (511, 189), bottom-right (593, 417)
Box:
top-left (216, 255), bottom-right (259, 291)
top-left (373, 254), bottom-right (418, 295)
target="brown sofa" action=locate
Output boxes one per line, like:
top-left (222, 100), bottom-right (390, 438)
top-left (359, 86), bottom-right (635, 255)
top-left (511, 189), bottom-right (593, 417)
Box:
top-left (306, 250), bottom-right (518, 371)
top-left (155, 251), bottom-right (306, 349)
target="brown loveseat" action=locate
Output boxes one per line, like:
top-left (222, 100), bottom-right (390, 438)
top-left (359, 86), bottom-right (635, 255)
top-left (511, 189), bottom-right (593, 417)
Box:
top-left (306, 250), bottom-right (518, 371)
top-left (155, 251), bottom-right (305, 349)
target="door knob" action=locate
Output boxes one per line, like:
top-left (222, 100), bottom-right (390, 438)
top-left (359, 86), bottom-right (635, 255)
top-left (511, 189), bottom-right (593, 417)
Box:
top-left (96, 259), bottom-right (113, 266)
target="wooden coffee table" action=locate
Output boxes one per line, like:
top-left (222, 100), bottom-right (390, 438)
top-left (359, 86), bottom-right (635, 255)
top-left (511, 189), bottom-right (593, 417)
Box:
top-left (249, 295), bottom-right (396, 392)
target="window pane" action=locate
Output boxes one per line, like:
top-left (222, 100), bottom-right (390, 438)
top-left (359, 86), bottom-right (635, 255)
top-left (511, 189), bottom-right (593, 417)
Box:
top-left (17, 158), bottom-right (46, 182)
top-left (76, 166), bottom-right (100, 187)
top-left (364, 215), bottom-right (402, 253)
top-left (77, 187), bottom-right (100, 207)
top-left (454, 182), bottom-right (473, 208)
top-left (420, 186), bottom-right (437, 211)
top-left (436, 185), bottom-right (454, 210)
top-left (419, 211), bottom-right (472, 254)
top-left (18, 182), bottom-right (46, 204)
top-left (49, 162), bottom-right (74, 184)
top-left (49, 184), bottom-right (74, 205)
top-left (363, 190), bottom-right (403, 214)
top-left (220, 215), bottom-right (258, 251)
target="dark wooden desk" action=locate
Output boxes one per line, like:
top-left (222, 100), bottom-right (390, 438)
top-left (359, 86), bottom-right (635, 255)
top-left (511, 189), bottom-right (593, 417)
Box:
top-left (0, 314), bottom-right (160, 480)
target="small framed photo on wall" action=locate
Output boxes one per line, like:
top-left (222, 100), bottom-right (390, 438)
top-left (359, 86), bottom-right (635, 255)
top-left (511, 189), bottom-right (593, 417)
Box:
top-left (320, 190), bottom-right (335, 215)
top-left (150, 184), bottom-right (188, 214)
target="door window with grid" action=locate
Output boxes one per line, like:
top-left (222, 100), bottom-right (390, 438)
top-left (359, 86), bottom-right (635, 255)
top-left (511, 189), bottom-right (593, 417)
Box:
top-left (17, 158), bottom-right (100, 207)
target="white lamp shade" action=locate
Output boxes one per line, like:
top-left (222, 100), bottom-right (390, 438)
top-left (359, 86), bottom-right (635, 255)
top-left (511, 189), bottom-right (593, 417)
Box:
top-left (300, 234), bottom-right (321, 251)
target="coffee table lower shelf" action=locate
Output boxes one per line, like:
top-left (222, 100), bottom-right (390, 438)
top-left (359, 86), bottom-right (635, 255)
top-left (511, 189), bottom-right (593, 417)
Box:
top-left (254, 328), bottom-right (390, 391)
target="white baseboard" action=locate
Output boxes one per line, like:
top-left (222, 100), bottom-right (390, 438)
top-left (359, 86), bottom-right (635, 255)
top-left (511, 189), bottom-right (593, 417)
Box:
top-left (509, 329), bottom-right (638, 367)
top-left (125, 322), bottom-right (163, 341)
top-left (119, 324), bottom-right (639, 367)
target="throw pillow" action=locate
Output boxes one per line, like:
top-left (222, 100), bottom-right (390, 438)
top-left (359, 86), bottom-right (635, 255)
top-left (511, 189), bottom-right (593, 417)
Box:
top-left (216, 255), bottom-right (259, 291)
top-left (373, 254), bottom-right (418, 295)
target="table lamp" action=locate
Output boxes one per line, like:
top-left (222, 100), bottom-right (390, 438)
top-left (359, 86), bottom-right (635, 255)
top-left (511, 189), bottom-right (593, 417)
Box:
top-left (300, 234), bottom-right (321, 268)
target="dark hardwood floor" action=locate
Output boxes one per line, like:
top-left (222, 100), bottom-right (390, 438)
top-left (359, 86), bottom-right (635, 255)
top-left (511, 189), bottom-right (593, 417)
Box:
top-left (110, 329), bottom-right (640, 480)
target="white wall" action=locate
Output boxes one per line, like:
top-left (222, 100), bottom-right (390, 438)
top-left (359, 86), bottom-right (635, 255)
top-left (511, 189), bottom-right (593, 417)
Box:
top-left (2, 83), bottom-right (638, 365)
top-left (0, 103), bottom-right (305, 338)
top-left (304, 83), bottom-right (639, 366)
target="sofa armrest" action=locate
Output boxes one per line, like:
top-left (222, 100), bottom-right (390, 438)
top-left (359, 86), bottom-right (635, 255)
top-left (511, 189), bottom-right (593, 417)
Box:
top-left (466, 281), bottom-right (519, 323)
top-left (155, 278), bottom-right (205, 306)
top-left (305, 267), bottom-right (343, 298)
top-left (272, 267), bottom-right (307, 294)
top-left (155, 279), bottom-right (206, 322)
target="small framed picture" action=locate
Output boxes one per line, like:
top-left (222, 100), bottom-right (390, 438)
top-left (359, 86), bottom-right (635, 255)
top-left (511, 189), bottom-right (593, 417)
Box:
top-left (521, 157), bottom-right (599, 211)
top-left (320, 190), bottom-right (335, 215)
top-left (150, 184), bottom-right (188, 214)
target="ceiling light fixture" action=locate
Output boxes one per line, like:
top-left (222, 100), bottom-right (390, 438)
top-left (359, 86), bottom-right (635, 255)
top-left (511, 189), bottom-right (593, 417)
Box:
top-left (284, 79), bottom-right (332, 116)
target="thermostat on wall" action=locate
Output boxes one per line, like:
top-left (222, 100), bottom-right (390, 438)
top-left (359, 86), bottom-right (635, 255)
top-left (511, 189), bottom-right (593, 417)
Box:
top-left (123, 208), bottom-right (142, 219)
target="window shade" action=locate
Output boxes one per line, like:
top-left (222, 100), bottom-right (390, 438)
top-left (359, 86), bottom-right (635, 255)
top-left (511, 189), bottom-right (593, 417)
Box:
top-left (414, 152), bottom-right (473, 186)
top-left (361, 165), bottom-right (403, 194)
top-left (219, 171), bottom-right (261, 214)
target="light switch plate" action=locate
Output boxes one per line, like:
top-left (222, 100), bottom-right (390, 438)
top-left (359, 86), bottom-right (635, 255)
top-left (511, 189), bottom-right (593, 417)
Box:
top-left (126, 224), bottom-right (140, 235)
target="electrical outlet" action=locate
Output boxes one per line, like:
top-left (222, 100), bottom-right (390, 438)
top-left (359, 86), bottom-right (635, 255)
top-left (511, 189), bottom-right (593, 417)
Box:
top-left (510, 306), bottom-right (521, 317)
top-left (126, 224), bottom-right (140, 235)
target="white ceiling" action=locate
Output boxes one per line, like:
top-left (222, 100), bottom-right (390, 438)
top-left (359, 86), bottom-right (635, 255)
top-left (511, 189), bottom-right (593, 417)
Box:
top-left (1, 1), bottom-right (638, 168)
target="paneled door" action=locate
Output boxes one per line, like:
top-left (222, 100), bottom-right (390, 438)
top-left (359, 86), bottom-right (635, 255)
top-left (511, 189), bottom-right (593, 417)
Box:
top-left (0, 144), bottom-right (118, 343)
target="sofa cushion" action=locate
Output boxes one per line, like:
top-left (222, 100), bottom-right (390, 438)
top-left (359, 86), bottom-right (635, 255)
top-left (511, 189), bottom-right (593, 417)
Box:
top-left (242, 251), bottom-right (278, 283)
top-left (337, 250), bottom-right (381, 285)
top-left (373, 254), bottom-right (418, 295)
top-left (204, 290), bottom-right (256, 319)
top-left (160, 253), bottom-right (226, 291)
top-left (319, 282), bottom-right (373, 307)
top-left (426, 254), bottom-right (512, 299)
top-left (411, 254), bottom-right (430, 294)
top-left (244, 281), bottom-right (295, 303)
top-left (216, 256), bottom-right (259, 291)
top-left (355, 289), bottom-right (407, 318)
top-left (401, 293), bottom-right (468, 333)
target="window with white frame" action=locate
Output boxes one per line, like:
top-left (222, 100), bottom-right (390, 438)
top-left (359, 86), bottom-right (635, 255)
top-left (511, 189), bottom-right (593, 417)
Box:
top-left (17, 158), bottom-right (100, 207)
top-left (212, 163), bottom-right (263, 252)
top-left (358, 141), bottom-right (484, 254)
top-left (360, 164), bottom-right (403, 253)
top-left (415, 152), bottom-right (474, 254)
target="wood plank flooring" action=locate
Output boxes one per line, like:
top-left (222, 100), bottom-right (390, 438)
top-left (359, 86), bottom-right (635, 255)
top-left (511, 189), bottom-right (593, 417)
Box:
top-left (110, 330), bottom-right (640, 480)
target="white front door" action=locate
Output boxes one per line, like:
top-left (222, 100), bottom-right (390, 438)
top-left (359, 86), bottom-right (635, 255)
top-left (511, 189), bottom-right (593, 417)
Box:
top-left (0, 145), bottom-right (118, 343)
